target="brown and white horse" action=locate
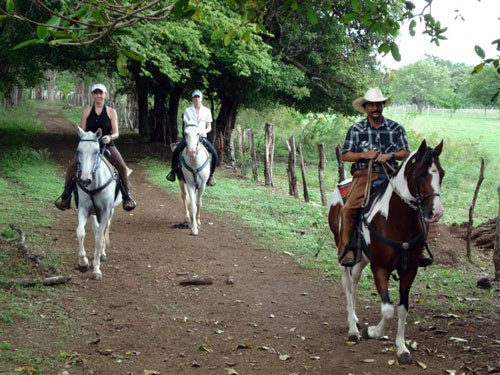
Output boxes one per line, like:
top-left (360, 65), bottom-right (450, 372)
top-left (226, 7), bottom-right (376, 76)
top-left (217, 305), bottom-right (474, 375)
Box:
top-left (328, 140), bottom-right (444, 364)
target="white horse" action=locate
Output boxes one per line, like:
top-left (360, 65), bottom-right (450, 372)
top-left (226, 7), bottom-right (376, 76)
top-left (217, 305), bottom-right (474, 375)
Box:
top-left (178, 122), bottom-right (211, 236)
top-left (75, 126), bottom-right (121, 280)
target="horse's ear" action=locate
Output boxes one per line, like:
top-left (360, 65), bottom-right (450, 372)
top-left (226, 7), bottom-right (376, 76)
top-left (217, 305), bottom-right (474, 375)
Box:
top-left (417, 139), bottom-right (427, 157)
top-left (95, 129), bottom-right (102, 139)
top-left (76, 125), bottom-right (85, 138)
top-left (434, 140), bottom-right (444, 156)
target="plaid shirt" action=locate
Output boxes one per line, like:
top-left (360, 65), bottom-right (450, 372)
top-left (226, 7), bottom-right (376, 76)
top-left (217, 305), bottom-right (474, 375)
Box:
top-left (342, 117), bottom-right (409, 171)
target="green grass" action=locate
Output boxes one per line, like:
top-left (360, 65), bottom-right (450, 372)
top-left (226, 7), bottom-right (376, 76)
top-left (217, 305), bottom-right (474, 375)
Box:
top-left (0, 103), bottom-right (46, 146)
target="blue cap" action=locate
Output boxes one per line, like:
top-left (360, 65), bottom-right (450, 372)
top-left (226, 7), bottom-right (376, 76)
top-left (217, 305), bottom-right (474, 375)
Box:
top-left (191, 90), bottom-right (202, 98)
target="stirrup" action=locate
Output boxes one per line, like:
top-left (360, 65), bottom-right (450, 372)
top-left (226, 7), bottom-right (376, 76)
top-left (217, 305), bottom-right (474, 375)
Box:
top-left (123, 196), bottom-right (136, 212)
top-left (166, 170), bottom-right (176, 182)
top-left (338, 248), bottom-right (356, 267)
top-left (54, 195), bottom-right (71, 211)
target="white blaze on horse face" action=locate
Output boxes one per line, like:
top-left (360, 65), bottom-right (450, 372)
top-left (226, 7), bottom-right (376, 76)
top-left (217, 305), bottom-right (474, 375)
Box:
top-left (78, 141), bottom-right (99, 182)
top-left (185, 126), bottom-right (201, 158)
top-left (426, 162), bottom-right (444, 223)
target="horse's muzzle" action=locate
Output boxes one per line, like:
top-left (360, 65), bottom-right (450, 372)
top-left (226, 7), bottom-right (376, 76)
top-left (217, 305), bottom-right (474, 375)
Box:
top-left (79, 178), bottom-right (92, 188)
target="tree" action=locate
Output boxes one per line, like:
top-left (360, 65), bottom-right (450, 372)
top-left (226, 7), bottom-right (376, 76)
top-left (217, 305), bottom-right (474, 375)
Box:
top-left (468, 65), bottom-right (500, 113)
top-left (389, 58), bottom-right (452, 112)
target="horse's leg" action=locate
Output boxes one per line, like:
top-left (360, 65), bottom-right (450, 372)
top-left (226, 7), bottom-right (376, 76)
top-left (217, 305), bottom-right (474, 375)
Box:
top-left (363, 266), bottom-right (393, 340)
top-left (395, 267), bottom-right (418, 364)
top-left (92, 210), bottom-right (111, 280)
top-left (342, 259), bottom-right (368, 342)
top-left (101, 210), bottom-right (113, 262)
top-left (179, 181), bottom-right (190, 223)
top-left (196, 185), bottom-right (205, 228)
top-left (187, 185), bottom-right (198, 235)
top-left (76, 209), bottom-right (90, 272)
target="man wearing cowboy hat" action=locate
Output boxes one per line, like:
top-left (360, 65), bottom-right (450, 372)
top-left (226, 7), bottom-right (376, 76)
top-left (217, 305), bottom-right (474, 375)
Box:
top-left (338, 87), bottom-right (411, 267)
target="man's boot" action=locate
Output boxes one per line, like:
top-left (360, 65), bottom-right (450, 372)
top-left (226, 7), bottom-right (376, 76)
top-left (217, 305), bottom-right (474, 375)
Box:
top-left (119, 179), bottom-right (136, 212)
top-left (418, 243), bottom-right (434, 267)
top-left (207, 174), bottom-right (216, 186)
top-left (166, 169), bottom-right (176, 182)
top-left (338, 247), bottom-right (356, 267)
top-left (54, 176), bottom-right (76, 211)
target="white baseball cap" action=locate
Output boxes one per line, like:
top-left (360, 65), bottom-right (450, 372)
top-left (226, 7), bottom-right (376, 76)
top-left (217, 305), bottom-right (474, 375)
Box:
top-left (91, 83), bottom-right (107, 93)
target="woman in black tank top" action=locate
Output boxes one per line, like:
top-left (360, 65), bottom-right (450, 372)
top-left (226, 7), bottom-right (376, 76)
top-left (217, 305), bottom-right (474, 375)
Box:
top-left (54, 83), bottom-right (136, 212)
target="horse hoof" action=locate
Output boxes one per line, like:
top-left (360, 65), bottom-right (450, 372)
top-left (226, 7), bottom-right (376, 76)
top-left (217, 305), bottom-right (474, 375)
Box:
top-left (398, 352), bottom-right (412, 365)
top-left (191, 231), bottom-right (199, 236)
top-left (92, 272), bottom-right (102, 280)
top-left (100, 254), bottom-right (107, 262)
top-left (348, 334), bottom-right (360, 343)
top-left (361, 327), bottom-right (371, 340)
top-left (77, 264), bottom-right (89, 273)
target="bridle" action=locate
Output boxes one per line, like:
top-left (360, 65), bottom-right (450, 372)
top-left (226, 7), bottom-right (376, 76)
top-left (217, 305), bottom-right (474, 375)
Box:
top-left (184, 124), bottom-right (202, 156)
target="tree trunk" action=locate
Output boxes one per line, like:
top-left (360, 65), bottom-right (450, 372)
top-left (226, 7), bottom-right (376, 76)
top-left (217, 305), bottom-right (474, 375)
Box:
top-left (137, 89), bottom-right (148, 137)
top-left (166, 86), bottom-right (183, 145)
top-left (151, 87), bottom-right (167, 143)
top-left (125, 92), bottom-right (139, 131)
top-left (46, 70), bottom-right (57, 101)
top-left (216, 95), bottom-right (239, 164)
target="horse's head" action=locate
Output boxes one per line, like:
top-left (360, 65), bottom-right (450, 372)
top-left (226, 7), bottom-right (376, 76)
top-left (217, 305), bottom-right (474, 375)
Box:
top-left (184, 121), bottom-right (201, 158)
top-left (76, 126), bottom-right (102, 187)
top-left (404, 140), bottom-right (445, 223)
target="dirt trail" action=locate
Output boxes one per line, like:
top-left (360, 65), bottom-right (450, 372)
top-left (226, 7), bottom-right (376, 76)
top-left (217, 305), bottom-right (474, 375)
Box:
top-left (5, 104), bottom-right (496, 374)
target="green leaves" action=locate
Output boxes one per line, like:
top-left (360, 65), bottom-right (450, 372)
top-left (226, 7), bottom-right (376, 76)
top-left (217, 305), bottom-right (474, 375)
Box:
top-left (391, 42), bottom-right (401, 61)
top-left (474, 45), bottom-right (485, 59)
top-left (306, 8), bottom-right (318, 25)
top-left (6, 0), bottom-right (14, 12)
top-left (116, 52), bottom-right (129, 76)
top-left (11, 39), bottom-right (44, 50)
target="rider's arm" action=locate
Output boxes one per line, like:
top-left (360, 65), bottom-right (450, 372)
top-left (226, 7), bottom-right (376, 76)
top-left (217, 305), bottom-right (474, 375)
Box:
top-left (108, 107), bottom-right (119, 140)
top-left (80, 107), bottom-right (90, 131)
top-left (342, 150), bottom-right (379, 162)
top-left (204, 122), bottom-right (212, 136)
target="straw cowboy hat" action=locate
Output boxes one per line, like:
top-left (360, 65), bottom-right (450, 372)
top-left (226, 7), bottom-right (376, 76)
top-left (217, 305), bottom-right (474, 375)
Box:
top-left (352, 87), bottom-right (391, 113)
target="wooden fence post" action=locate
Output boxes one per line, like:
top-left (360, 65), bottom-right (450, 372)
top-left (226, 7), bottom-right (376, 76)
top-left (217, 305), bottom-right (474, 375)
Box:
top-left (297, 143), bottom-right (309, 202)
top-left (264, 123), bottom-right (275, 187)
top-left (286, 136), bottom-right (299, 198)
top-left (335, 144), bottom-right (346, 182)
top-left (318, 143), bottom-right (327, 206)
top-left (494, 182), bottom-right (500, 281)
top-left (247, 128), bottom-right (258, 182)
top-left (467, 157), bottom-right (485, 260)
top-left (237, 125), bottom-right (246, 177)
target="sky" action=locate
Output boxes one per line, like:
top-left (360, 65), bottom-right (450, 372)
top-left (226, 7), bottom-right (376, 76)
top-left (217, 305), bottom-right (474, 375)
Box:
top-left (379, 0), bottom-right (500, 69)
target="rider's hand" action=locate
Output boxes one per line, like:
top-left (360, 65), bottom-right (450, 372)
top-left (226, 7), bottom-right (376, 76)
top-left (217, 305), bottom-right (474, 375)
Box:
top-left (200, 132), bottom-right (207, 138)
top-left (375, 153), bottom-right (393, 163)
top-left (363, 150), bottom-right (379, 160)
top-left (101, 135), bottom-right (111, 144)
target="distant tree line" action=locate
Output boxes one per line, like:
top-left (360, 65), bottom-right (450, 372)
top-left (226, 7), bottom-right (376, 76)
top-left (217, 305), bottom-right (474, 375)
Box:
top-left (386, 55), bottom-right (500, 113)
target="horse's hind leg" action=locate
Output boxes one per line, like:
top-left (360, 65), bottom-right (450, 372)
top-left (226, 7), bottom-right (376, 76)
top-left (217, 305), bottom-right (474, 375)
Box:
top-left (342, 259), bottom-right (367, 342)
top-left (395, 268), bottom-right (418, 364)
top-left (363, 267), bottom-right (393, 340)
top-left (76, 209), bottom-right (89, 272)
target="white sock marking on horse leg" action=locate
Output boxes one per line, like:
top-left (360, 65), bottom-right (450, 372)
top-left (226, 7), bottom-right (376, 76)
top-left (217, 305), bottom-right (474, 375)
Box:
top-left (77, 213), bottom-right (88, 267)
top-left (369, 302), bottom-right (393, 338)
top-left (396, 304), bottom-right (410, 357)
top-left (341, 267), bottom-right (360, 338)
